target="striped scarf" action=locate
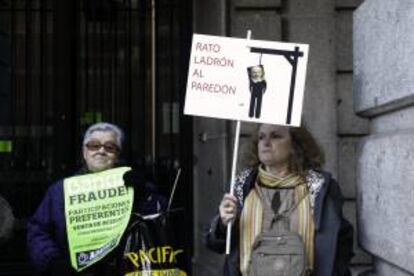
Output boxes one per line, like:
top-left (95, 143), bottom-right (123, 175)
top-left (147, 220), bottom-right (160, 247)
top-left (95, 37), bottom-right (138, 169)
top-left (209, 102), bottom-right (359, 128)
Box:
top-left (239, 166), bottom-right (315, 275)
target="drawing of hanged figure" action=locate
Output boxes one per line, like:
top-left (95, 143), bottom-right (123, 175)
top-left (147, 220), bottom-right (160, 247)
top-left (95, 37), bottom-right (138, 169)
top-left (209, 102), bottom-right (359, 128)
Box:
top-left (248, 65), bottom-right (267, 118)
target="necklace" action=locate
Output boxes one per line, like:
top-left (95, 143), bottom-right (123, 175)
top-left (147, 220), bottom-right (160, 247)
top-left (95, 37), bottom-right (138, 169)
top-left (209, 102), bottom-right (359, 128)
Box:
top-left (257, 184), bottom-right (281, 214)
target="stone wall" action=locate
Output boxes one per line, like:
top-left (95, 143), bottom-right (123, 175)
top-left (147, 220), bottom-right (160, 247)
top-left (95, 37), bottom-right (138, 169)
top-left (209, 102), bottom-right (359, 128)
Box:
top-left (354, 0), bottom-right (414, 275)
top-left (192, 1), bottom-right (229, 275)
top-left (336, 0), bottom-right (373, 274)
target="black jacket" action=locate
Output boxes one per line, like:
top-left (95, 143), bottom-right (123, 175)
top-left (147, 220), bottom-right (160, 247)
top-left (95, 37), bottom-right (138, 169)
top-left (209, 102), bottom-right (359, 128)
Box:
top-left (204, 168), bottom-right (354, 276)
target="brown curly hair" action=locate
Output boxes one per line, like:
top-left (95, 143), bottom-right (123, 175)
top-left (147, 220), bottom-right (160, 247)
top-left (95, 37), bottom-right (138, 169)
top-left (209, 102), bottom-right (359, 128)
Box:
top-left (240, 124), bottom-right (325, 177)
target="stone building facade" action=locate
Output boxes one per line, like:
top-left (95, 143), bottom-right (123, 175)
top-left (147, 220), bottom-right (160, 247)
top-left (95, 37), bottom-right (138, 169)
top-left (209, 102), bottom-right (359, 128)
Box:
top-left (190, 0), bottom-right (387, 275)
top-left (354, 0), bottom-right (414, 275)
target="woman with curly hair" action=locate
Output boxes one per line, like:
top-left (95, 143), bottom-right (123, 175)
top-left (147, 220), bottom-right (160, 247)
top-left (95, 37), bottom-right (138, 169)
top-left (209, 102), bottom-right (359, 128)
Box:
top-left (205, 124), bottom-right (353, 276)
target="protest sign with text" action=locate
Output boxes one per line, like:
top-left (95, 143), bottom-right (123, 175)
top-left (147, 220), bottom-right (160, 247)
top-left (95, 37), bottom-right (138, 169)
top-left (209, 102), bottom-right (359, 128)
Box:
top-left (64, 167), bottom-right (134, 271)
top-left (184, 34), bottom-right (309, 126)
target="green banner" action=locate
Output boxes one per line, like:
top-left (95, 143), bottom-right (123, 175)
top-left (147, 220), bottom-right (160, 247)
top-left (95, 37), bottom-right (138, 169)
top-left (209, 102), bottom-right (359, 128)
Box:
top-left (64, 167), bottom-right (134, 271)
top-left (0, 140), bottom-right (12, 153)
top-left (80, 111), bottom-right (103, 125)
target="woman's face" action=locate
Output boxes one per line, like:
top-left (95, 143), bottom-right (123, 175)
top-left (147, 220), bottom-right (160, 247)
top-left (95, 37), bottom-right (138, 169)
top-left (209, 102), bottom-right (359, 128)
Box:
top-left (257, 124), bottom-right (292, 169)
top-left (82, 131), bottom-right (120, 173)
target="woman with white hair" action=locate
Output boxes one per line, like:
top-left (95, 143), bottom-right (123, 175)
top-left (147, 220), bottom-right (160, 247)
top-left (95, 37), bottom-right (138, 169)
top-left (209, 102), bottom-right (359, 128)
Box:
top-left (27, 122), bottom-right (164, 275)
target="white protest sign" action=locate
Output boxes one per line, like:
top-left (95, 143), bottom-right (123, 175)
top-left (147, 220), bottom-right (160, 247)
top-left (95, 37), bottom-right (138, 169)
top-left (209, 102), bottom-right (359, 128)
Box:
top-left (184, 34), bottom-right (309, 126)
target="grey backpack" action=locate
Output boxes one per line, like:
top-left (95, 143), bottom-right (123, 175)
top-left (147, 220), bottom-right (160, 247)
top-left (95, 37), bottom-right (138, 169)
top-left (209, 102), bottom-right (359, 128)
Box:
top-left (249, 192), bottom-right (306, 276)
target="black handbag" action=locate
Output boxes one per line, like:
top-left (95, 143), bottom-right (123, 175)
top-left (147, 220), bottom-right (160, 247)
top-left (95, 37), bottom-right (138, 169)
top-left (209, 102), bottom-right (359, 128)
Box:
top-left (117, 211), bottom-right (188, 276)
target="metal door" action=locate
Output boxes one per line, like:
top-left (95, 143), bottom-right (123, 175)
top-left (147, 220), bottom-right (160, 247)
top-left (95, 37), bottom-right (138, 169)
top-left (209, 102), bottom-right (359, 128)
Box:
top-left (0, 0), bottom-right (192, 273)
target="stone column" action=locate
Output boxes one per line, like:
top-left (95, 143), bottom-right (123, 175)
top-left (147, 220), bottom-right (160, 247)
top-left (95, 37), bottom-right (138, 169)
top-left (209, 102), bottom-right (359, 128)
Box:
top-left (336, 1), bottom-right (373, 274)
top-left (286, 0), bottom-right (338, 176)
top-left (354, 1), bottom-right (414, 275)
top-left (192, 0), bottom-right (229, 275)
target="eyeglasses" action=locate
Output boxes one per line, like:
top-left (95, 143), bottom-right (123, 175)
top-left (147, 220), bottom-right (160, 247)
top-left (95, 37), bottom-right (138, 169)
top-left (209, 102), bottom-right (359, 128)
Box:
top-left (85, 141), bottom-right (120, 154)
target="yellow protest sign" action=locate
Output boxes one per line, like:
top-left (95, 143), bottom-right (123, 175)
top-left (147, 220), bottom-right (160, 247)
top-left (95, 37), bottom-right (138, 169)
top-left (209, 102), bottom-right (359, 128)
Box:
top-left (64, 167), bottom-right (134, 271)
top-left (125, 269), bottom-right (187, 276)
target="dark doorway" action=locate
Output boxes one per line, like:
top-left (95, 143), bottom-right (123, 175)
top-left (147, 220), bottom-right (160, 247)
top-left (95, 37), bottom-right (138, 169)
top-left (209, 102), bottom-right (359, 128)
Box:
top-left (0, 0), bottom-right (193, 274)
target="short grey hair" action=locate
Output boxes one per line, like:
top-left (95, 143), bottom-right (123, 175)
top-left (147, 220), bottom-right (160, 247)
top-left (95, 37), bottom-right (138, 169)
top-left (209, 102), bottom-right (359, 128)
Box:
top-left (83, 122), bottom-right (124, 149)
